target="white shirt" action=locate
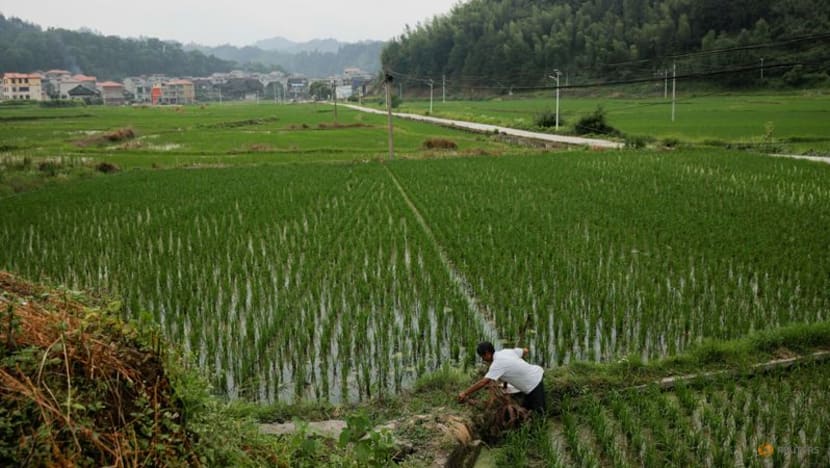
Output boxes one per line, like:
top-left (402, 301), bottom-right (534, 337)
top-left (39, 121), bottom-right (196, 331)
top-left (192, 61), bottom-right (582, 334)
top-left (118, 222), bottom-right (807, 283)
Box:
top-left (484, 348), bottom-right (544, 394)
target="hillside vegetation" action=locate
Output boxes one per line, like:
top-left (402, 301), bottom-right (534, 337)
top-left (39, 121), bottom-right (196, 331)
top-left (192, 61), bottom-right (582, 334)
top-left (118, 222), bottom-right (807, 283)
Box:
top-left (382, 0), bottom-right (830, 90)
top-left (0, 15), bottom-right (234, 80)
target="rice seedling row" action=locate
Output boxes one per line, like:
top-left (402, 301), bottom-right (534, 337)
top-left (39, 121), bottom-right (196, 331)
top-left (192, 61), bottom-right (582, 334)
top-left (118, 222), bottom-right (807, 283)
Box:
top-left (0, 164), bottom-right (483, 402)
top-left (390, 150), bottom-right (830, 366)
top-left (546, 362), bottom-right (830, 467)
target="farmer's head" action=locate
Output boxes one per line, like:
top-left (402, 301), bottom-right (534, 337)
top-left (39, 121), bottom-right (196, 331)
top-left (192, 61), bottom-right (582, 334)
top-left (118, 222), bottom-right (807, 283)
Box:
top-left (476, 341), bottom-right (495, 363)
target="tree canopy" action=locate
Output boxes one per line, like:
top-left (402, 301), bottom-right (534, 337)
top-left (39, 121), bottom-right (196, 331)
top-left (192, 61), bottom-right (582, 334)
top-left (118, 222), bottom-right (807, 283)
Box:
top-left (381, 0), bottom-right (830, 90)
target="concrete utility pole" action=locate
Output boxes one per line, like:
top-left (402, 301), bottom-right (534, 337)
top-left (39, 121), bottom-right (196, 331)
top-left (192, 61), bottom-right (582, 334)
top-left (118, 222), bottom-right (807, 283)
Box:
top-left (671, 62), bottom-right (677, 122)
top-left (429, 79), bottom-right (434, 114)
top-left (760, 57), bottom-right (765, 80)
top-left (331, 80), bottom-right (338, 125)
top-left (548, 70), bottom-right (562, 131)
top-left (664, 69), bottom-right (669, 99)
top-left (385, 73), bottom-right (395, 160)
top-left (442, 74), bottom-right (446, 103)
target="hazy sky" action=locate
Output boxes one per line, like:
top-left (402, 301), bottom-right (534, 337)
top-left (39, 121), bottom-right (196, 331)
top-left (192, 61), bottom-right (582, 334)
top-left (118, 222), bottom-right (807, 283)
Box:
top-left (1, 0), bottom-right (461, 45)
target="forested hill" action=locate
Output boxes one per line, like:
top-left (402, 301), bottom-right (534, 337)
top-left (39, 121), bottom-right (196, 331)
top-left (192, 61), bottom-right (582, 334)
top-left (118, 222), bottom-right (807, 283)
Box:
top-left (381, 0), bottom-right (830, 90)
top-left (0, 15), bottom-right (234, 79)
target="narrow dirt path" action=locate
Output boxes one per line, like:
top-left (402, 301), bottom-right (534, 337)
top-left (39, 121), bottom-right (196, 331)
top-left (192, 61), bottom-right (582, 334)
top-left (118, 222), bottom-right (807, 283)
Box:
top-left (383, 164), bottom-right (502, 344)
top-left (343, 103), bottom-right (624, 149)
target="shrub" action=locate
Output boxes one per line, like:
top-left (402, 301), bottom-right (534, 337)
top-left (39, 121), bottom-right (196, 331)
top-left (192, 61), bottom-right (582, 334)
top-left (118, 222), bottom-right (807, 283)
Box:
top-left (624, 135), bottom-right (649, 149)
top-left (423, 138), bottom-right (458, 150)
top-left (39, 100), bottom-right (84, 108)
top-left (96, 162), bottom-right (120, 173)
top-left (661, 137), bottom-right (681, 148)
top-left (37, 160), bottom-right (61, 176)
top-left (574, 106), bottom-right (619, 136)
top-left (534, 110), bottom-right (562, 129)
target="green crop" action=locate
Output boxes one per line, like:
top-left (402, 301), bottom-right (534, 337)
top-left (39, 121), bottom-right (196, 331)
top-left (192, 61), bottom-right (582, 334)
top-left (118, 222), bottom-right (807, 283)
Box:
top-left (1, 104), bottom-right (828, 407)
top-left (389, 150), bottom-right (830, 366)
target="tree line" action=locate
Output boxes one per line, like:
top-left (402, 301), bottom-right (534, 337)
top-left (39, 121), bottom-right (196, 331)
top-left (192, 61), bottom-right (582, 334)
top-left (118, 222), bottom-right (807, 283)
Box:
top-left (0, 15), bottom-right (234, 79)
top-left (186, 41), bottom-right (385, 77)
top-left (381, 0), bottom-right (830, 91)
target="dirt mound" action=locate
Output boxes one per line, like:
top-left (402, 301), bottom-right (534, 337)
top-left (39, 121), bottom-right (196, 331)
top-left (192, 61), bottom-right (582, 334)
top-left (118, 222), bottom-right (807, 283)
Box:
top-left (75, 127), bottom-right (136, 147)
top-left (0, 272), bottom-right (192, 466)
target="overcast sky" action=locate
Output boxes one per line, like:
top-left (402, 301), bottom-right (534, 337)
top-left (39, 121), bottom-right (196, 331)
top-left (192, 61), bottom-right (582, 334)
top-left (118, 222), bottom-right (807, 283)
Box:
top-left (2, 0), bottom-right (461, 45)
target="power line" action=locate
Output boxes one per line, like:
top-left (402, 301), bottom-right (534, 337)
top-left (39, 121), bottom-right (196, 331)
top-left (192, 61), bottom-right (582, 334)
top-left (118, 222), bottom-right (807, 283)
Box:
top-left (384, 34), bottom-right (830, 89)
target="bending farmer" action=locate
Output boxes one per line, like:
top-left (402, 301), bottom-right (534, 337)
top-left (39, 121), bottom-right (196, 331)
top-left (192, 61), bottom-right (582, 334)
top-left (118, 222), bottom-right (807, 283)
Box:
top-left (457, 342), bottom-right (546, 415)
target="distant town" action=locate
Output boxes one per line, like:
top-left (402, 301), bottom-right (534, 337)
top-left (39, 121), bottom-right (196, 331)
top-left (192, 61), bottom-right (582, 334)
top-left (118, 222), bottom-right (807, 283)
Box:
top-left (1, 68), bottom-right (375, 105)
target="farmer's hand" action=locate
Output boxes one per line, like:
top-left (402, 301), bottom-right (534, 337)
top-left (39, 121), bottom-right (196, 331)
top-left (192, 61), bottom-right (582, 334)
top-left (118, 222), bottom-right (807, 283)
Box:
top-left (457, 391), bottom-right (468, 403)
top-left (522, 347), bottom-right (529, 358)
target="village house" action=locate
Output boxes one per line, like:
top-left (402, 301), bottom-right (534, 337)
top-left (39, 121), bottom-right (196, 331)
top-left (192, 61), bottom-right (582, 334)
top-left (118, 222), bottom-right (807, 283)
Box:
top-left (123, 76), bottom-right (150, 102)
top-left (98, 81), bottom-right (126, 105)
top-left (59, 74), bottom-right (97, 99)
top-left (2, 73), bottom-right (44, 101)
top-left (41, 70), bottom-right (71, 98)
top-left (151, 79), bottom-right (195, 104)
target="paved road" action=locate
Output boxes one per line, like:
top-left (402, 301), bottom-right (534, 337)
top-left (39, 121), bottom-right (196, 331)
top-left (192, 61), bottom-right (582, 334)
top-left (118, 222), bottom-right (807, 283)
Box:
top-left (342, 103), bottom-right (625, 149)
top-left (342, 104), bottom-right (830, 164)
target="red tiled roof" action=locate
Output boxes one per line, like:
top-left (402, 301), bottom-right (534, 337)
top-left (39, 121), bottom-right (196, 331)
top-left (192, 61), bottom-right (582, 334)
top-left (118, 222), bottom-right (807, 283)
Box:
top-left (46, 69), bottom-right (71, 74)
top-left (3, 73), bottom-right (41, 79)
top-left (72, 74), bottom-right (96, 82)
top-left (98, 81), bottom-right (124, 88)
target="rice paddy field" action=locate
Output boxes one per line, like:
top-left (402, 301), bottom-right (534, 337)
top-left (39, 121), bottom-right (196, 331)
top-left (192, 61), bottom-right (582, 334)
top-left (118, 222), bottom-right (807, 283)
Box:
top-left (0, 102), bottom-right (514, 169)
top-left (497, 360), bottom-right (830, 467)
top-left (377, 91), bottom-right (830, 154)
top-left (1, 100), bottom-right (829, 409)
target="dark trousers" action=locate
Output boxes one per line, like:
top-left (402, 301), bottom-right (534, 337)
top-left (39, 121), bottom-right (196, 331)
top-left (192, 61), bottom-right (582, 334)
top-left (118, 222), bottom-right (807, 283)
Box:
top-left (523, 381), bottom-right (546, 415)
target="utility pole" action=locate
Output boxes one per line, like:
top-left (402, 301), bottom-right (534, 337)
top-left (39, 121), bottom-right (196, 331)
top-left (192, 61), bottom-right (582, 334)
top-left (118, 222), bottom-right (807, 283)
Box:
top-left (428, 79), bottom-right (434, 114)
top-left (331, 80), bottom-right (338, 125)
top-left (664, 69), bottom-right (668, 99)
top-left (219, 88), bottom-right (222, 105)
top-left (760, 57), bottom-right (765, 80)
top-left (385, 73), bottom-right (395, 160)
top-left (671, 62), bottom-right (677, 122)
top-left (548, 70), bottom-right (562, 131)
top-left (442, 74), bottom-right (446, 103)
